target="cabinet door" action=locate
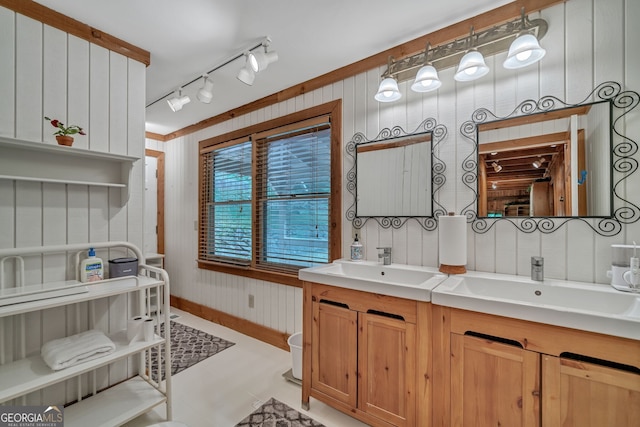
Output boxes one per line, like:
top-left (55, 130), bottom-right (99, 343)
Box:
top-left (358, 311), bottom-right (416, 427)
top-left (542, 355), bottom-right (640, 426)
top-left (311, 301), bottom-right (358, 407)
top-left (451, 334), bottom-right (540, 427)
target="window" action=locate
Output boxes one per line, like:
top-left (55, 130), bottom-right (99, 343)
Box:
top-left (198, 101), bottom-right (341, 285)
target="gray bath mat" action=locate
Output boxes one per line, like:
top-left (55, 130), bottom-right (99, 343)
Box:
top-left (151, 321), bottom-right (235, 381)
top-left (235, 398), bottom-right (325, 427)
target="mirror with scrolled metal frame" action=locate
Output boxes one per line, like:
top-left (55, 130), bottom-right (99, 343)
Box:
top-left (346, 117), bottom-right (448, 231)
top-left (460, 81), bottom-right (639, 236)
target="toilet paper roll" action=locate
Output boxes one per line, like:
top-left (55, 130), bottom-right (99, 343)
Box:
top-left (439, 214), bottom-right (467, 270)
top-left (143, 318), bottom-right (155, 342)
top-left (127, 316), bottom-right (145, 343)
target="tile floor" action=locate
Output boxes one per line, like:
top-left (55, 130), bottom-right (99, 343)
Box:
top-left (125, 308), bottom-right (368, 427)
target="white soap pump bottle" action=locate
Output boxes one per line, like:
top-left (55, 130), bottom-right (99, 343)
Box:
top-left (80, 247), bottom-right (104, 283)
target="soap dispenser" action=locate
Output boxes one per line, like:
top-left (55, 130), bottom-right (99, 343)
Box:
top-left (80, 248), bottom-right (104, 282)
top-left (350, 234), bottom-right (363, 261)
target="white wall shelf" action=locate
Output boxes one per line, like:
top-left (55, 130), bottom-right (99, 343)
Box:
top-left (0, 136), bottom-right (138, 204)
top-left (0, 242), bottom-right (172, 426)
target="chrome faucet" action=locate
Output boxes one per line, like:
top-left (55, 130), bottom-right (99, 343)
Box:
top-left (531, 256), bottom-right (544, 281)
top-left (377, 247), bottom-right (392, 265)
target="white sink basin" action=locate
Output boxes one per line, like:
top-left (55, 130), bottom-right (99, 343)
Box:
top-left (298, 259), bottom-right (446, 301)
top-left (432, 272), bottom-right (640, 340)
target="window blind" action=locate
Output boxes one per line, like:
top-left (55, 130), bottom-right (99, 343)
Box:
top-left (199, 140), bottom-right (252, 265)
top-left (254, 121), bottom-right (332, 274)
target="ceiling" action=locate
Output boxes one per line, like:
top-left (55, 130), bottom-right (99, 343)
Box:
top-left (34, 0), bottom-right (512, 135)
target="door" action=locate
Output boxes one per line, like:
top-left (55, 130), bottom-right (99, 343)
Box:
top-left (311, 301), bottom-right (357, 407)
top-left (451, 334), bottom-right (541, 427)
top-left (144, 149), bottom-right (165, 255)
top-left (542, 355), bottom-right (640, 426)
top-left (358, 311), bottom-right (416, 427)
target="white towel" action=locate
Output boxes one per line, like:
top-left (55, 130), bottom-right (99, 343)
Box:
top-left (41, 329), bottom-right (116, 371)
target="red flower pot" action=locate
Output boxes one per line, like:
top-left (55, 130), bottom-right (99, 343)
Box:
top-left (55, 135), bottom-right (74, 146)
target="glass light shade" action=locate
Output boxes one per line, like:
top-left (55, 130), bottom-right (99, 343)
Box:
top-left (237, 66), bottom-right (255, 86)
top-left (374, 77), bottom-right (402, 102)
top-left (411, 64), bottom-right (442, 92)
top-left (167, 95), bottom-right (190, 112)
top-left (503, 33), bottom-right (546, 69)
top-left (197, 79), bottom-right (215, 104)
top-left (454, 49), bottom-right (490, 82)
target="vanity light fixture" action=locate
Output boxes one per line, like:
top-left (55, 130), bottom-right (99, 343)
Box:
top-left (374, 12), bottom-right (548, 102)
top-left (197, 75), bottom-right (214, 104)
top-left (454, 28), bottom-right (490, 82)
top-left (146, 36), bottom-right (276, 110)
top-left (504, 9), bottom-right (547, 69)
top-left (167, 89), bottom-right (190, 112)
top-left (375, 57), bottom-right (402, 102)
top-left (411, 43), bottom-right (442, 93)
top-left (533, 157), bottom-right (546, 169)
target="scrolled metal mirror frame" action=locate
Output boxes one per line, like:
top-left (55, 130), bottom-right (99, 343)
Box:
top-left (460, 81), bottom-right (639, 236)
top-left (346, 117), bottom-right (448, 231)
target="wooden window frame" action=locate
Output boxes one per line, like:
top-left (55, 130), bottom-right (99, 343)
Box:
top-left (198, 100), bottom-right (342, 287)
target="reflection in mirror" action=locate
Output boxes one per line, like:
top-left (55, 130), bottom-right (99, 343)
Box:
top-left (460, 81), bottom-right (639, 236)
top-left (345, 118), bottom-right (447, 231)
top-left (478, 101), bottom-right (611, 218)
top-left (356, 132), bottom-right (432, 217)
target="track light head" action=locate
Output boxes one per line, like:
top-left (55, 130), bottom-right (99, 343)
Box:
top-left (248, 44), bottom-right (278, 73)
top-left (167, 89), bottom-right (190, 112)
top-left (197, 75), bottom-right (214, 104)
top-left (532, 157), bottom-right (546, 168)
top-left (237, 54), bottom-right (256, 85)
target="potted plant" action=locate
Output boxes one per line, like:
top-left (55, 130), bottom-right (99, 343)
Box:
top-left (44, 116), bottom-right (86, 146)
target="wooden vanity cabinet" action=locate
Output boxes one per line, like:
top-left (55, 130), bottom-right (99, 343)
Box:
top-left (303, 282), bottom-right (431, 427)
top-left (450, 334), bottom-right (540, 427)
top-left (433, 306), bottom-right (640, 427)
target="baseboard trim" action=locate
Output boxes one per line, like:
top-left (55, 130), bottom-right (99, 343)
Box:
top-left (170, 295), bottom-right (290, 352)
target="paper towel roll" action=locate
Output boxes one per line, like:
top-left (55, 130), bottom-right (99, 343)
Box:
top-left (127, 316), bottom-right (145, 343)
top-left (439, 214), bottom-right (467, 273)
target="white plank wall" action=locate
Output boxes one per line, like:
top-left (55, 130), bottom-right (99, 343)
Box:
top-left (152, 0), bottom-right (640, 338)
top-left (0, 7), bottom-right (146, 406)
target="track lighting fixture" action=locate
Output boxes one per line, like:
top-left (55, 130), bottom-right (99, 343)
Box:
top-left (492, 162), bottom-right (503, 173)
top-left (454, 28), bottom-right (489, 82)
top-left (504, 9), bottom-right (546, 69)
top-left (248, 41), bottom-right (278, 73)
top-left (167, 89), bottom-right (190, 112)
top-left (411, 43), bottom-right (442, 93)
top-left (374, 12), bottom-right (548, 102)
top-left (491, 182), bottom-right (498, 190)
top-left (197, 75), bottom-right (214, 104)
top-left (237, 54), bottom-right (256, 86)
top-left (532, 157), bottom-right (546, 169)
top-left (145, 36), bottom-right (277, 110)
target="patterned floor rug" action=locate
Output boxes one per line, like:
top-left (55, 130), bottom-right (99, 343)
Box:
top-left (235, 398), bottom-right (325, 427)
top-left (151, 321), bottom-right (235, 381)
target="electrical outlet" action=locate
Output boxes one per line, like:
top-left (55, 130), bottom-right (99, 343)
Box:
top-left (248, 294), bottom-right (255, 308)
top-left (352, 227), bottom-right (359, 239)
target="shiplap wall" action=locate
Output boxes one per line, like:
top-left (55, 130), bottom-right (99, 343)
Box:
top-left (0, 7), bottom-right (146, 405)
top-left (153, 0), bottom-right (640, 336)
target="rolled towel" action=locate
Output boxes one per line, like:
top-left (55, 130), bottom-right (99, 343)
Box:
top-left (41, 329), bottom-right (116, 371)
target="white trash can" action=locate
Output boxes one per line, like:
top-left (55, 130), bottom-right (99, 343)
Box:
top-left (288, 332), bottom-right (303, 380)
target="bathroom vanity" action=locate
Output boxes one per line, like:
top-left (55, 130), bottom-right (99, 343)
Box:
top-left (300, 260), bottom-right (640, 427)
